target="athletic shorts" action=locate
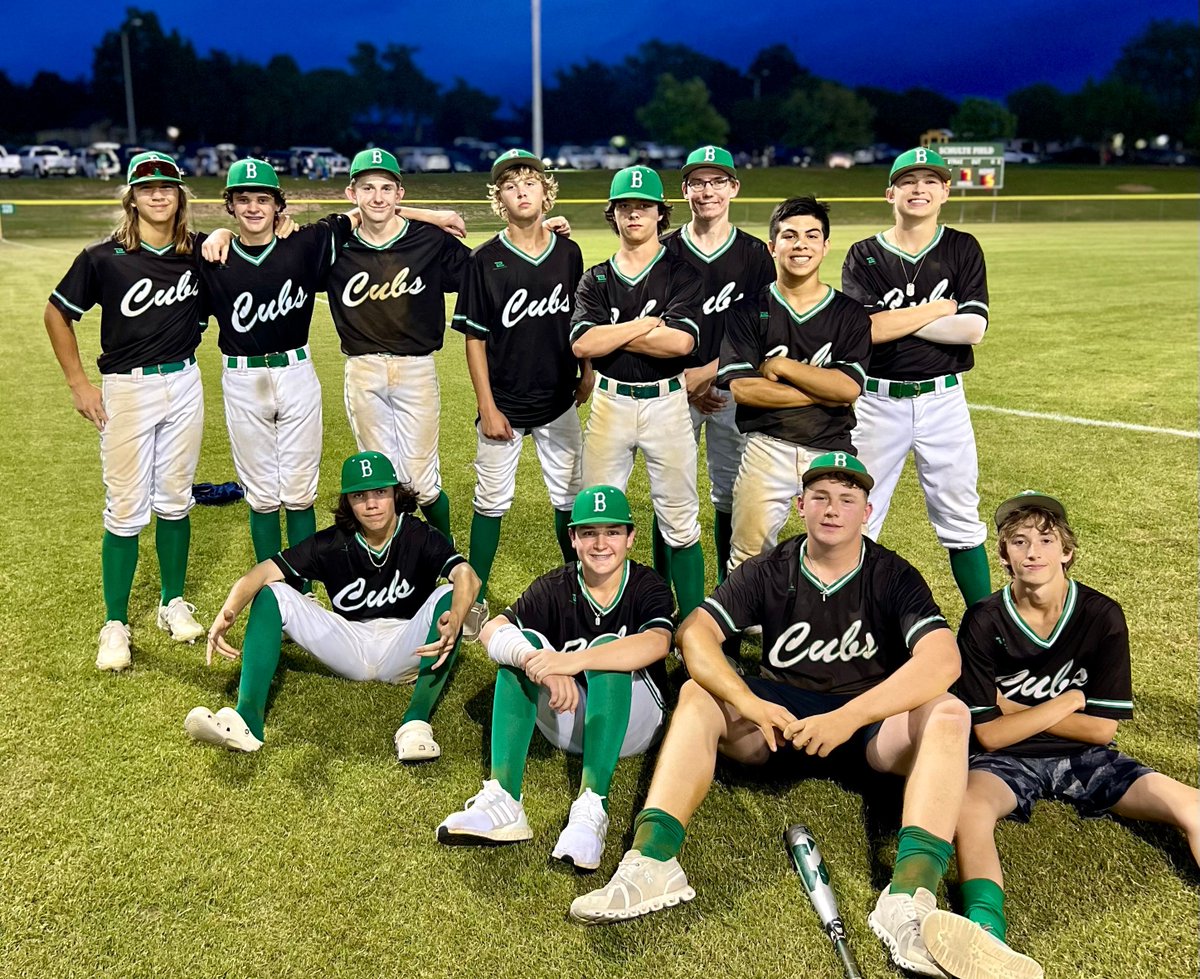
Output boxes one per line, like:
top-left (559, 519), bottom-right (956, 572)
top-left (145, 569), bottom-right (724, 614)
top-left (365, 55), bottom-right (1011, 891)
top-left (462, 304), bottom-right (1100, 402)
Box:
top-left (969, 745), bottom-right (1154, 821)
top-left (744, 676), bottom-right (884, 753)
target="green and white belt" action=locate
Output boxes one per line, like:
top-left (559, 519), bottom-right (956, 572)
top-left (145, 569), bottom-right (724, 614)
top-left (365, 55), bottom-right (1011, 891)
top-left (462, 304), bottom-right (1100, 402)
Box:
top-left (865, 374), bottom-right (959, 398)
top-left (225, 346), bottom-right (309, 369)
top-left (118, 355), bottom-right (196, 377)
top-left (597, 375), bottom-right (682, 399)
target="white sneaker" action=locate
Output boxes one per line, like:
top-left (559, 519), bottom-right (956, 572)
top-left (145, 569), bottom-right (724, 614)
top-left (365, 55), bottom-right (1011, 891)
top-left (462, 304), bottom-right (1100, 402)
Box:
top-left (394, 719), bottom-right (441, 762)
top-left (922, 909), bottom-right (1044, 979)
top-left (157, 597), bottom-right (205, 642)
top-left (569, 849), bottom-right (695, 924)
top-left (461, 599), bottom-right (489, 642)
top-left (551, 788), bottom-right (609, 871)
top-left (96, 620), bottom-right (132, 671)
top-left (184, 706), bottom-right (263, 752)
top-left (868, 887), bottom-right (951, 978)
top-left (437, 779), bottom-right (533, 845)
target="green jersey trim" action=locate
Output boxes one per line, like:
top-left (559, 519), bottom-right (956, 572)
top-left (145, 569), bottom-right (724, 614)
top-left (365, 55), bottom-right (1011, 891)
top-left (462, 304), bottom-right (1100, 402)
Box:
top-left (703, 597), bottom-right (737, 632)
top-left (1087, 696), bottom-right (1133, 710)
top-left (798, 538), bottom-right (865, 598)
top-left (578, 560), bottom-right (630, 618)
top-left (1001, 579), bottom-right (1078, 649)
top-left (500, 229), bottom-right (556, 267)
top-left (354, 513), bottom-right (404, 557)
top-left (51, 290), bottom-right (86, 316)
top-left (770, 283), bottom-right (835, 325)
top-left (610, 246), bottom-right (665, 286)
top-left (639, 616), bottom-right (675, 634)
top-left (231, 236), bottom-right (278, 267)
top-left (140, 241), bottom-right (175, 256)
top-left (717, 361), bottom-right (754, 379)
top-left (873, 226), bottom-right (945, 263)
top-left (353, 219), bottom-right (410, 250)
top-left (452, 313), bottom-right (489, 334)
top-left (904, 614), bottom-right (947, 648)
top-left (681, 224), bottom-right (736, 263)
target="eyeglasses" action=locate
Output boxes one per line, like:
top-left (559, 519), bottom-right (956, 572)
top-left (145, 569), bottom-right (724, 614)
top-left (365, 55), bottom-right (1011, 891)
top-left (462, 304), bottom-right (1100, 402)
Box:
top-left (130, 158), bottom-right (182, 182)
top-left (685, 176), bottom-right (732, 192)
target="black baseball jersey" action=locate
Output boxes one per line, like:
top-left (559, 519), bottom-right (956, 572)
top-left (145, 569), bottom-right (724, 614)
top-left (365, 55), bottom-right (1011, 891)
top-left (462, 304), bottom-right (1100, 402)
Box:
top-left (841, 226), bottom-right (989, 381)
top-left (569, 247), bottom-right (702, 383)
top-left (324, 214), bottom-right (469, 356)
top-left (451, 231), bottom-right (585, 429)
top-left (272, 513), bottom-right (466, 623)
top-left (660, 226), bottom-right (774, 368)
top-left (49, 236), bottom-right (205, 374)
top-left (956, 581), bottom-right (1134, 757)
top-left (201, 225), bottom-right (335, 356)
top-left (703, 535), bottom-right (947, 696)
top-left (717, 284), bottom-right (871, 450)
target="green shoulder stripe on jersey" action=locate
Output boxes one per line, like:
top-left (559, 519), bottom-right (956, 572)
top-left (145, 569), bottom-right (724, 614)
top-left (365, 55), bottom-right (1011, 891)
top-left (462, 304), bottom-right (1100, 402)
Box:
top-left (1001, 579), bottom-right (1078, 649)
top-left (904, 614), bottom-right (947, 648)
top-left (578, 560), bottom-right (630, 619)
top-left (703, 597), bottom-right (737, 632)
top-left (717, 361), bottom-right (754, 378)
top-left (440, 554), bottom-right (466, 578)
top-left (231, 236), bottom-right (278, 267)
top-left (770, 283), bottom-right (835, 325)
top-left (873, 226), bottom-right (945, 263)
top-left (639, 616), bottom-right (675, 634)
top-left (141, 241), bottom-right (175, 256)
top-left (681, 225), bottom-right (736, 263)
top-left (499, 229), bottom-right (557, 266)
top-left (569, 320), bottom-right (596, 342)
top-left (51, 290), bottom-right (85, 316)
top-left (835, 360), bottom-right (868, 382)
top-left (968, 705), bottom-right (994, 714)
top-left (353, 219), bottom-right (410, 250)
top-left (1087, 697), bottom-right (1133, 710)
top-left (673, 316), bottom-right (701, 338)
top-left (798, 538), bottom-right (865, 598)
top-left (610, 246), bottom-right (665, 287)
top-left (452, 313), bottom-right (489, 334)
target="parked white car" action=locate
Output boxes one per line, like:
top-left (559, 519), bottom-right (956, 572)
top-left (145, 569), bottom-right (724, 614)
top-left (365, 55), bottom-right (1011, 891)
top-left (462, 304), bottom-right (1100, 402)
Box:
top-left (288, 146), bottom-right (350, 178)
top-left (78, 144), bottom-right (122, 180)
top-left (18, 145), bottom-right (80, 177)
top-left (0, 145), bottom-right (20, 177)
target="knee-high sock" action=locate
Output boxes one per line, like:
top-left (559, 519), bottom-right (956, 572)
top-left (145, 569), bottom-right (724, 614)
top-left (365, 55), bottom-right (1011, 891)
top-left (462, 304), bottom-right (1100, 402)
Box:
top-left (284, 506), bottom-right (318, 594)
top-left (102, 530), bottom-right (139, 623)
top-left (155, 515), bottom-right (191, 604)
top-left (714, 508), bottom-right (733, 584)
top-left (402, 590), bottom-right (461, 724)
top-left (489, 665), bottom-right (541, 799)
top-left (553, 508), bottom-right (573, 564)
top-left (249, 509), bottom-right (282, 563)
top-left (961, 877), bottom-right (1008, 941)
top-left (420, 491), bottom-right (453, 543)
top-left (889, 825), bottom-right (954, 897)
top-left (948, 543), bottom-right (992, 608)
top-left (579, 670), bottom-right (632, 806)
top-left (651, 516), bottom-right (673, 581)
top-left (234, 588), bottom-right (284, 741)
top-left (669, 541), bottom-right (705, 620)
top-left (468, 512), bottom-right (503, 595)
top-left (631, 807), bottom-right (687, 862)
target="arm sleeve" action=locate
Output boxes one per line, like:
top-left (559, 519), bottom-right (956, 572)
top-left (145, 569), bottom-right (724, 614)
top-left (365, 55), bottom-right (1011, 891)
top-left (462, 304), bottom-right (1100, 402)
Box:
top-left (886, 562), bottom-right (949, 652)
top-left (418, 522), bottom-right (467, 580)
top-left (955, 608), bottom-right (1002, 725)
top-left (701, 558), bottom-right (764, 639)
top-left (272, 533), bottom-right (325, 585)
top-left (441, 234), bottom-right (470, 293)
top-left (323, 213), bottom-right (354, 269)
top-left (830, 302), bottom-right (871, 390)
top-left (628, 570), bottom-right (676, 635)
top-left (715, 296), bottom-right (764, 389)
top-left (752, 244), bottom-right (775, 292)
top-left (569, 268), bottom-right (608, 343)
top-left (952, 234), bottom-right (990, 324)
top-left (840, 246), bottom-right (883, 309)
top-left (658, 263), bottom-right (702, 351)
top-left (1080, 602), bottom-right (1134, 720)
top-left (49, 249), bottom-right (99, 320)
top-left (297, 220), bottom-right (336, 284)
top-left (506, 574), bottom-right (559, 638)
top-left (450, 252), bottom-right (491, 339)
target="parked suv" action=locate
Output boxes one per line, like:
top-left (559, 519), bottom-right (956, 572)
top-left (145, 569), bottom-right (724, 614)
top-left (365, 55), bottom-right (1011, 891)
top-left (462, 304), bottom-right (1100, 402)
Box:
top-left (18, 145), bottom-right (80, 178)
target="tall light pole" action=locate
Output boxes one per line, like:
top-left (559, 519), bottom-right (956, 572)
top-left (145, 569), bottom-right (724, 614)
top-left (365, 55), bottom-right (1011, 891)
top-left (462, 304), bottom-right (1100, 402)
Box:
top-left (531, 0), bottom-right (543, 160)
top-left (121, 18), bottom-right (143, 145)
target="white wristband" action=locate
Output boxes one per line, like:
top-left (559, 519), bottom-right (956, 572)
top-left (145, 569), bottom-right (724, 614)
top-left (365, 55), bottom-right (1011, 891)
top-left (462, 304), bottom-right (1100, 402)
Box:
top-left (487, 624), bottom-right (536, 669)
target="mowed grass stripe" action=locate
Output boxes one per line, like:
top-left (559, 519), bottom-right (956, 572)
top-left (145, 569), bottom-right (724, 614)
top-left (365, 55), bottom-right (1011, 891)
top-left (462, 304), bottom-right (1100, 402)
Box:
top-left (0, 222), bottom-right (1194, 979)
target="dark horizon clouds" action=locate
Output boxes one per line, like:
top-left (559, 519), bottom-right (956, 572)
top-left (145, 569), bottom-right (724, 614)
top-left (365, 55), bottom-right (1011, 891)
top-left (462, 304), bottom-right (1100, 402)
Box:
top-left (4, 0), bottom-right (1195, 107)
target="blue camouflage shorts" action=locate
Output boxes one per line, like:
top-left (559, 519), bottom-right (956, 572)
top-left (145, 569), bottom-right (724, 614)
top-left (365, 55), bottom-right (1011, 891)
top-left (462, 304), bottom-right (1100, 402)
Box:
top-left (969, 745), bottom-right (1154, 821)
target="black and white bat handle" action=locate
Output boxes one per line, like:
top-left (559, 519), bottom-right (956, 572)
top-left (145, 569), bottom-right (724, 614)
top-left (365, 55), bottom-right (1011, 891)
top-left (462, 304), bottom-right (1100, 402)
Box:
top-left (785, 824), bottom-right (864, 979)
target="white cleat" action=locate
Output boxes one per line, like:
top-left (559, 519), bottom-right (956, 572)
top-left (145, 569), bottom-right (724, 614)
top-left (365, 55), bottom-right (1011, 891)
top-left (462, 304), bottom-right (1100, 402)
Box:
top-left (922, 909), bottom-right (1044, 979)
top-left (551, 788), bottom-right (609, 872)
top-left (868, 887), bottom-right (951, 977)
top-left (96, 620), bottom-right (132, 671)
top-left (569, 849), bottom-right (695, 924)
top-left (157, 597), bottom-right (205, 643)
top-left (184, 706), bottom-right (263, 752)
top-left (437, 779), bottom-right (533, 846)
top-left (394, 719), bottom-right (441, 763)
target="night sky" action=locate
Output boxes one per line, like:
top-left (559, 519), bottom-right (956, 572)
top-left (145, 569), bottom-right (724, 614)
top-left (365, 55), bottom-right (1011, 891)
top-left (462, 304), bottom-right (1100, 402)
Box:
top-left (3, 1), bottom-right (1195, 108)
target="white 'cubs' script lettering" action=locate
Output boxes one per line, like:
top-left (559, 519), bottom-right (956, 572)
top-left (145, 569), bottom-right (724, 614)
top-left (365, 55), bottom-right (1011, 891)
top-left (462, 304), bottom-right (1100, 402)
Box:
top-left (702, 281), bottom-right (742, 315)
top-left (764, 341), bottom-right (833, 365)
top-left (342, 268), bottom-right (425, 307)
top-left (881, 277), bottom-right (950, 310)
top-left (610, 299), bottom-right (657, 324)
top-left (231, 279), bottom-right (308, 332)
top-left (563, 628), bottom-right (628, 654)
top-left (501, 284), bottom-right (570, 328)
top-left (333, 570), bottom-right (415, 612)
top-left (997, 660), bottom-right (1088, 702)
top-left (120, 271), bottom-right (200, 318)
top-left (767, 619), bottom-right (879, 668)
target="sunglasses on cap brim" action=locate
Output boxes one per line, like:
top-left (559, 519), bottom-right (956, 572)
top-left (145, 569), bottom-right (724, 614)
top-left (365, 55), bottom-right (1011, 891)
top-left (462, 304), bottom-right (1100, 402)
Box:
top-left (130, 159), bottom-right (182, 182)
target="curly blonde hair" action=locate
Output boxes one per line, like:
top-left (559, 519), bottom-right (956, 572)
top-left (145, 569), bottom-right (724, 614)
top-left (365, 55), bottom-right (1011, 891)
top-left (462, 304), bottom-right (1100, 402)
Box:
top-left (114, 182), bottom-right (194, 255)
top-left (487, 166), bottom-right (558, 220)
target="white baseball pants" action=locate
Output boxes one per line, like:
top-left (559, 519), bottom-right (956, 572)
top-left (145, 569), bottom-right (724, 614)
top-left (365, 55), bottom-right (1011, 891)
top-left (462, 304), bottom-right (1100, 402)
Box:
top-left (534, 669), bottom-right (665, 757)
top-left (690, 394), bottom-right (745, 512)
top-left (472, 404), bottom-right (583, 516)
top-left (729, 433), bottom-right (823, 570)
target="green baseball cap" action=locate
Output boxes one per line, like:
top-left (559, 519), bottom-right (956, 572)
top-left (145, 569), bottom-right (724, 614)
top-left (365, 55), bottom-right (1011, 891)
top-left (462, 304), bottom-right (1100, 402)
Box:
top-left (681, 145), bottom-right (737, 179)
top-left (802, 452), bottom-right (874, 492)
top-left (994, 491), bottom-right (1068, 530)
top-left (340, 451), bottom-right (399, 494)
top-left (609, 165), bottom-right (665, 203)
top-left (226, 158), bottom-right (280, 191)
top-left (889, 147), bottom-right (952, 184)
top-left (126, 151), bottom-right (184, 186)
top-left (490, 148), bottom-right (545, 183)
top-left (349, 148), bottom-right (403, 181)
top-left (568, 485), bottom-right (634, 527)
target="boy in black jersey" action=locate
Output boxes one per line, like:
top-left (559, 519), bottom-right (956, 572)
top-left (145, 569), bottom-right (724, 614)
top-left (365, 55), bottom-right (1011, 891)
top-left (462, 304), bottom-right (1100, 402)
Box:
top-left (923, 492), bottom-right (1200, 978)
top-left (572, 453), bottom-right (995, 978)
top-left (437, 486), bottom-right (673, 872)
top-left (452, 149), bottom-right (589, 636)
top-left (185, 451), bottom-right (479, 761)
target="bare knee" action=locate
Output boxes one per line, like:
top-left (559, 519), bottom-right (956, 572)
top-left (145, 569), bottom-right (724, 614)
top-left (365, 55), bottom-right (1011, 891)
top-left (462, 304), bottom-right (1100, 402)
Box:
top-left (917, 694), bottom-right (972, 746)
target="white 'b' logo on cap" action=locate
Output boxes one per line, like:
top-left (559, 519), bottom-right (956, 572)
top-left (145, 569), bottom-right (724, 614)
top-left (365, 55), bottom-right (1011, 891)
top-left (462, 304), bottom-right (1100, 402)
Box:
top-left (704, 146), bottom-right (716, 161)
top-left (630, 170), bottom-right (643, 188)
top-left (593, 491), bottom-right (607, 513)
top-left (245, 161), bottom-right (258, 178)
top-left (915, 148), bottom-right (928, 163)
top-left (832, 452), bottom-right (849, 467)
top-left (360, 459), bottom-right (373, 478)
top-left (372, 150), bottom-right (383, 164)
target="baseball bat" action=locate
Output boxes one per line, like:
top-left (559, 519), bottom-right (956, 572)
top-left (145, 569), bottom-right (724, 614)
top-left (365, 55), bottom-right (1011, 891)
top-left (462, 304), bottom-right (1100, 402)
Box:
top-left (784, 824), bottom-right (864, 979)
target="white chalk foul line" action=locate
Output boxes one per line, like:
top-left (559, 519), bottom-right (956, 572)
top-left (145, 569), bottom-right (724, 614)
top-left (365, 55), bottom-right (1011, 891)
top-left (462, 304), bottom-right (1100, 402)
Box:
top-left (971, 403), bottom-right (1198, 440)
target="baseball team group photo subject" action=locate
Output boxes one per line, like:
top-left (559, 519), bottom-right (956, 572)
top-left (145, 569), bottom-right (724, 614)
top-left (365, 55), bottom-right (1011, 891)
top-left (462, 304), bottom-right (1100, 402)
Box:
top-left (36, 140), bottom-right (1197, 979)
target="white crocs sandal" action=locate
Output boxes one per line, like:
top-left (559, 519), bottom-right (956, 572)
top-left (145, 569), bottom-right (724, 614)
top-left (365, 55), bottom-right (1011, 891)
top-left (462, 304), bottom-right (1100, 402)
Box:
top-left (394, 719), bottom-right (441, 763)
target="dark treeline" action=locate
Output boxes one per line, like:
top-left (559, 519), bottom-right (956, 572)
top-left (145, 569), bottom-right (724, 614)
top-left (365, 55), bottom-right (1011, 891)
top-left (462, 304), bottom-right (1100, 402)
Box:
top-left (2, 10), bottom-right (1195, 153)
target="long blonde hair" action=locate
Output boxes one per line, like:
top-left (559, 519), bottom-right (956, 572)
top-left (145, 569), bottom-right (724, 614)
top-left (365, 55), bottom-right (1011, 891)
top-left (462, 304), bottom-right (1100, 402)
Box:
top-left (114, 182), bottom-right (194, 254)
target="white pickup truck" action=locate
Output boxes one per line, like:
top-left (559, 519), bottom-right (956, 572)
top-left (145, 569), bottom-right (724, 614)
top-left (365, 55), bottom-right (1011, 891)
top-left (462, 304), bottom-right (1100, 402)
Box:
top-left (0, 145), bottom-right (19, 177)
top-left (18, 145), bottom-right (80, 178)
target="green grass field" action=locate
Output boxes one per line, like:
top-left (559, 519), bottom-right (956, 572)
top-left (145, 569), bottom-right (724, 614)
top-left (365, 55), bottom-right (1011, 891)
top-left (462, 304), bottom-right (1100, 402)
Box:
top-left (0, 211), bottom-right (1196, 978)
